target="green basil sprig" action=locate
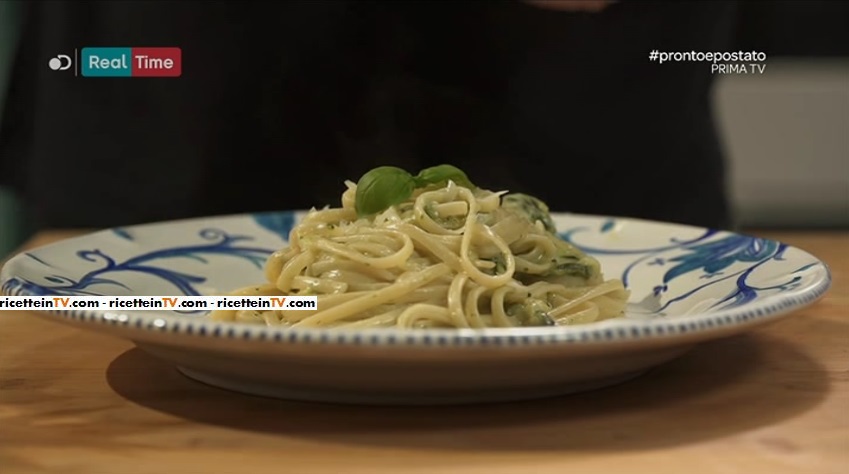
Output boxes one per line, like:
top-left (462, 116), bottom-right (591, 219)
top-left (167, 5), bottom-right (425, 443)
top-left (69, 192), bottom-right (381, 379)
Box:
top-left (354, 164), bottom-right (475, 216)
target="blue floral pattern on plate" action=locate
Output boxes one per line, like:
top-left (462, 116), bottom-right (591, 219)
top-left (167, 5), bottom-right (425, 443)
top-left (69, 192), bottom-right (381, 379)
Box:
top-left (4, 229), bottom-right (271, 298)
top-left (1, 214), bottom-right (296, 315)
top-left (559, 225), bottom-right (803, 314)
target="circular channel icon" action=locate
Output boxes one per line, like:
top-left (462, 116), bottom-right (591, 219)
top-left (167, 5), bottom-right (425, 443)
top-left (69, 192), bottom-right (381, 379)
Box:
top-left (49, 55), bottom-right (72, 71)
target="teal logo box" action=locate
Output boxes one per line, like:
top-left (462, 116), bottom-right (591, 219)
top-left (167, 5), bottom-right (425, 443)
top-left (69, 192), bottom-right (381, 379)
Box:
top-left (81, 47), bottom-right (132, 77)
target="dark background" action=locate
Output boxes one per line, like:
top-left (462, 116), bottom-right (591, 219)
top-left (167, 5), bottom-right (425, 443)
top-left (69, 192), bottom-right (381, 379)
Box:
top-left (734, 1), bottom-right (849, 56)
top-left (0, 0), bottom-right (847, 253)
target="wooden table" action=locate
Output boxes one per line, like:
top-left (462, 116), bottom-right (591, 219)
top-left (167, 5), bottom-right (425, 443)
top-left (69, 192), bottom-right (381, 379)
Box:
top-left (1, 231), bottom-right (847, 474)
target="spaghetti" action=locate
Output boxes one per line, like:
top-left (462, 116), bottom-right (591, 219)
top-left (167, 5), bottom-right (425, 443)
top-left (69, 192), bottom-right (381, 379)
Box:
top-left (210, 169), bottom-right (628, 329)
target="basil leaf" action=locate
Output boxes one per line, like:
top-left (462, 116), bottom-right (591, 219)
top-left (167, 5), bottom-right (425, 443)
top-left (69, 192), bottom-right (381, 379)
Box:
top-left (355, 166), bottom-right (416, 216)
top-left (414, 164), bottom-right (475, 189)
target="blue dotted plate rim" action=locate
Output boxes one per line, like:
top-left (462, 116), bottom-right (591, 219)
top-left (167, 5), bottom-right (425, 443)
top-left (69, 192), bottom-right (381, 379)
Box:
top-left (2, 270), bottom-right (830, 348)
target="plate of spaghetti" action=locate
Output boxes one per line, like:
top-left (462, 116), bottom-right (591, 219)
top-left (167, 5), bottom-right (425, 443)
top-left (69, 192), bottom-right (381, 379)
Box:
top-left (0, 165), bottom-right (831, 405)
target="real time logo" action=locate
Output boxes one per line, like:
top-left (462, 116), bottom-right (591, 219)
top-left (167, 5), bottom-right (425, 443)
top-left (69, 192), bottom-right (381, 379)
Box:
top-left (81, 47), bottom-right (182, 77)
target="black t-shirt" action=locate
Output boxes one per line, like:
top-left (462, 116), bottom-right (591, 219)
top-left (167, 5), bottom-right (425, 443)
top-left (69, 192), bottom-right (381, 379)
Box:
top-left (0, 1), bottom-right (737, 231)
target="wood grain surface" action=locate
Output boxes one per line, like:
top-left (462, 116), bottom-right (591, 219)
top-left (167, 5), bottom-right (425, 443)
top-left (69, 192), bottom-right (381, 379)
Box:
top-left (1, 230), bottom-right (847, 474)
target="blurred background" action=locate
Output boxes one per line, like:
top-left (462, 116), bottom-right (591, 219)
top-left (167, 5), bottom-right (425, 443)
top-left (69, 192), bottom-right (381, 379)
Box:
top-left (716, 1), bottom-right (848, 229)
top-left (0, 1), bottom-right (847, 256)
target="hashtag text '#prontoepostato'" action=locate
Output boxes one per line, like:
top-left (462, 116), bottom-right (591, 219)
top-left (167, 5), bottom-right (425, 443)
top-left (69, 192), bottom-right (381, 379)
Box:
top-left (648, 50), bottom-right (766, 64)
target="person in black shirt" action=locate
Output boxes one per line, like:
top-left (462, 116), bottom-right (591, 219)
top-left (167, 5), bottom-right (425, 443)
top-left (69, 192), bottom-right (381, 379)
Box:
top-left (0, 1), bottom-right (736, 232)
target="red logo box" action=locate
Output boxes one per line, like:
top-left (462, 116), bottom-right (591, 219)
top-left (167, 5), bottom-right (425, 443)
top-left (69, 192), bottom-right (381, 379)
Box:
top-left (131, 47), bottom-right (181, 77)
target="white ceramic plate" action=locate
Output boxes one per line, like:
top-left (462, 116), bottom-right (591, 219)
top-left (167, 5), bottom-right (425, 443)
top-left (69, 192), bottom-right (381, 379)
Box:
top-left (1, 212), bottom-right (830, 405)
